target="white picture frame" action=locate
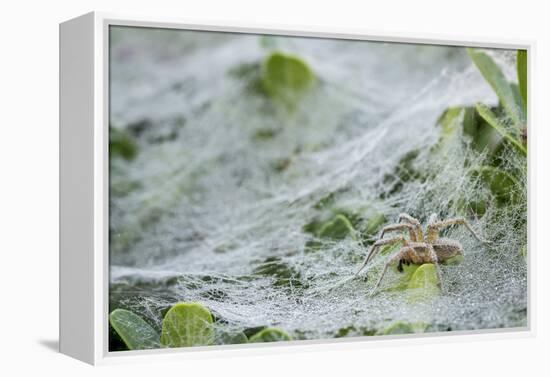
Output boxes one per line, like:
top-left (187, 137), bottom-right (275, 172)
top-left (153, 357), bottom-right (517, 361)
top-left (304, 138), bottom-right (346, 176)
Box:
top-left (59, 11), bottom-right (534, 365)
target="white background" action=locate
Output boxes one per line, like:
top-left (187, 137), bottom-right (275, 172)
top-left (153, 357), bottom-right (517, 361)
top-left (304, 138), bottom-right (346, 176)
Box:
top-left (1, 0), bottom-right (548, 375)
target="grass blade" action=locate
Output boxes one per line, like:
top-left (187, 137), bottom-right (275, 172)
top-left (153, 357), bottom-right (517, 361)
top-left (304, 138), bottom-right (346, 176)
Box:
top-left (467, 49), bottom-right (522, 127)
top-left (475, 103), bottom-right (526, 156)
top-left (517, 50), bottom-right (528, 111)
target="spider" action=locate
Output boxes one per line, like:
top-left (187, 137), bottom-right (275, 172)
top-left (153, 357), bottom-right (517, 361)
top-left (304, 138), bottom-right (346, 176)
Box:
top-left (355, 213), bottom-right (489, 295)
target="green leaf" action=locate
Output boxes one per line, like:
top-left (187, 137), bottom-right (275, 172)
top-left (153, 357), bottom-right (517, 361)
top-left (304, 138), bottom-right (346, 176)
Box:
top-left (476, 103), bottom-right (526, 155)
top-left (261, 51), bottom-right (315, 107)
top-left (253, 257), bottom-right (303, 288)
top-left (434, 107), bottom-right (471, 152)
top-left (459, 107), bottom-right (479, 137)
top-left (160, 302), bottom-right (214, 348)
top-left (471, 165), bottom-right (520, 206)
top-left (363, 213), bottom-right (387, 237)
top-left (260, 35), bottom-right (277, 49)
top-left (214, 328), bottom-right (248, 345)
top-left (407, 264), bottom-right (439, 290)
top-left (467, 49), bottom-right (522, 126)
top-left (383, 262), bottom-right (421, 291)
top-left (378, 321), bottom-right (428, 335)
top-left (252, 128), bottom-right (278, 141)
top-left (517, 50), bottom-right (528, 111)
top-left (109, 309), bottom-right (160, 350)
top-left (434, 106), bottom-right (503, 158)
top-left (406, 263), bottom-right (440, 301)
top-left (248, 327), bottom-right (292, 343)
top-left (456, 197), bottom-right (487, 217)
top-left (110, 127), bottom-right (138, 161)
top-left (439, 105), bottom-right (502, 155)
top-left (510, 83), bottom-right (524, 119)
top-left (373, 261), bottom-right (440, 301)
top-left (318, 214), bottom-right (356, 240)
top-left (442, 255), bottom-right (465, 266)
top-left (437, 107), bottom-right (466, 136)
top-left (520, 244), bottom-right (527, 259)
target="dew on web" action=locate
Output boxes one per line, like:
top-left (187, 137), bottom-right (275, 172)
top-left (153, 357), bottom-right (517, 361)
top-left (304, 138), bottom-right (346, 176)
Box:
top-left (108, 29), bottom-right (527, 340)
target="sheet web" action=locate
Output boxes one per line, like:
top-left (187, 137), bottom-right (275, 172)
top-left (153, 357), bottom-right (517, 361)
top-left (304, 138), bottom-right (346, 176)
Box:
top-left (109, 28), bottom-right (527, 341)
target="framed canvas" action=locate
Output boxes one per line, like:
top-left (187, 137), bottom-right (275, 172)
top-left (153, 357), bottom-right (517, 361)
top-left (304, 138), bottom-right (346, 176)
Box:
top-left (59, 12), bottom-right (533, 365)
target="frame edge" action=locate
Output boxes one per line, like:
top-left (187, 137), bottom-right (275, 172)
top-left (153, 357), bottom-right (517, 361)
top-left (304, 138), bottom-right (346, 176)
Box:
top-left (59, 11), bottom-right (96, 365)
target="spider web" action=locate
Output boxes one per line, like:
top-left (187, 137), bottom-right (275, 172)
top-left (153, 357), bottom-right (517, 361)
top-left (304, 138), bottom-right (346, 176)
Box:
top-left (108, 28), bottom-right (527, 341)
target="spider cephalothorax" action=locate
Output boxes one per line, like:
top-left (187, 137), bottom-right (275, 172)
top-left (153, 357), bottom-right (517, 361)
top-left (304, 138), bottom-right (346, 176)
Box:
top-left (355, 213), bottom-right (489, 294)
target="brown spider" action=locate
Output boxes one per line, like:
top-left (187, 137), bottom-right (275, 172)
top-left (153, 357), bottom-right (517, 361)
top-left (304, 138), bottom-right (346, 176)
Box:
top-left (355, 213), bottom-right (489, 295)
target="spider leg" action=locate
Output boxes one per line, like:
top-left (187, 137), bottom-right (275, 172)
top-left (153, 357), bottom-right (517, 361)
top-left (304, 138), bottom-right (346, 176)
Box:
top-left (369, 247), bottom-right (412, 295)
top-left (427, 244), bottom-right (443, 290)
top-left (429, 217), bottom-right (490, 244)
top-left (355, 236), bottom-right (409, 277)
top-left (397, 259), bottom-right (404, 272)
top-left (398, 213), bottom-right (424, 242)
top-left (379, 223), bottom-right (417, 242)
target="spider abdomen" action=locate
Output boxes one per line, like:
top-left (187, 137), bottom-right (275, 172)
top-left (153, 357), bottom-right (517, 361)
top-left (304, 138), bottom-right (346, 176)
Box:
top-left (432, 238), bottom-right (463, 262)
